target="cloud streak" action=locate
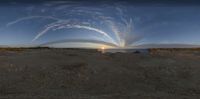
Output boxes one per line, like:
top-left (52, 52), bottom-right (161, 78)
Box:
top-left (6, 16), bottom-right (60, 27)
top-left (32, 23), bottom-right (117, 45)
top-left (5, 1), bottom-right (140, 48)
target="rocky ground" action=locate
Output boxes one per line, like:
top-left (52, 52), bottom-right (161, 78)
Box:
top-left (0, 48), bottom-right (200, 99)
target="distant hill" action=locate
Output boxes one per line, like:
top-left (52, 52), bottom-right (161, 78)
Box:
top-left (133, 44), bottom-right (200, 49)
top-left (0, 44), bottom-right (38, 48)
top-left (0, 45), bottom-right (9, 48)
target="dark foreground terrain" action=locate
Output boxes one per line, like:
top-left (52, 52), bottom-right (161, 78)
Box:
top-left (0, 48), bottom-right (200, 99)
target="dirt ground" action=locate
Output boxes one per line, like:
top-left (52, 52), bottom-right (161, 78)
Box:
top-left (0, 48), bottom-right (200, 99)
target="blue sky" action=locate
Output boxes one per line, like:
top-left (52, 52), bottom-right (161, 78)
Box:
top-left (0, 0), bottom-right (200, 48)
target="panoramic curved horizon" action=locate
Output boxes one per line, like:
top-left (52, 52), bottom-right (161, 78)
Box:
top-left (0, 0), bottom-right (200, 49)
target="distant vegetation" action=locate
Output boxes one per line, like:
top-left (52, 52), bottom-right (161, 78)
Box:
top-left (0, 48), bottom-right (25, 52)
top-left (150, 48), bottom-right (200, 51)
top-left (149, 48), bottom-right (200, 55)
top-left (0, 47), bottom-right (200, 53)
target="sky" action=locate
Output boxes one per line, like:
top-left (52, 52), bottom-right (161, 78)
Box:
top-left (0, 0), bottom-right (200, 48)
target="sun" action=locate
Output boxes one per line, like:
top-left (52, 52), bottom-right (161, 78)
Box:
top-left (101, 46), bottom-right (105, 50)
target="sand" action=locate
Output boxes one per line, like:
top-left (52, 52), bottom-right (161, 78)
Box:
top-left (0, 48), bottom-right (200, 99)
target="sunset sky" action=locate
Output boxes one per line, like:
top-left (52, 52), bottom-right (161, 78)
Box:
top-left (0, 0), bottom-right (200, 48)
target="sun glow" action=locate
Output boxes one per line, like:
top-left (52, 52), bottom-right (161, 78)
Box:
top-left (98, 46), bottom-right (105, 53)
top-left (101, 46), bottom-right (105, 50)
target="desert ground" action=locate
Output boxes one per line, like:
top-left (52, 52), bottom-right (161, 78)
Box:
top-left (0, 48), bottom-right (200, 99)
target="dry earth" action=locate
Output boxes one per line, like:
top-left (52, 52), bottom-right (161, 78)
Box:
top-left (0, 48), bottom-right (200, 99)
